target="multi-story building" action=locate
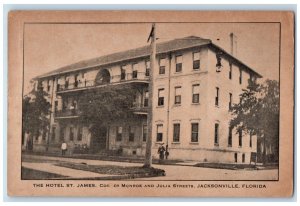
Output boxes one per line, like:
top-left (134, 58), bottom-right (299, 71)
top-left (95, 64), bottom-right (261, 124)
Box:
top-left (25, 35), bottom-right (262, 164)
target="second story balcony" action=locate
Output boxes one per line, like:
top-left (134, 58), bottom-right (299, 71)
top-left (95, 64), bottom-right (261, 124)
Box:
top-left (130, 102), bottom-right (149, 115)
top-left (56, 71), bottom-right (149, 94)
top-left (55, 109), bottom-right (81, 119)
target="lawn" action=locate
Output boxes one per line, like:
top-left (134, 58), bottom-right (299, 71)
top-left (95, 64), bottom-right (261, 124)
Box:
top-left (55, 162), bottom-right (165, 179)
top-left (21, 167), bottom-right (67, 180)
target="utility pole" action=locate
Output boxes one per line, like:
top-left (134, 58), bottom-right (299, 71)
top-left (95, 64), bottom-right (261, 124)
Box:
top-left (143, 23), bottom-right (156, 168)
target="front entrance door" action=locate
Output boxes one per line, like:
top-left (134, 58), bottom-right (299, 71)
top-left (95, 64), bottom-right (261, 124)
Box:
top-left (91, 126), bottom-right (107, 153)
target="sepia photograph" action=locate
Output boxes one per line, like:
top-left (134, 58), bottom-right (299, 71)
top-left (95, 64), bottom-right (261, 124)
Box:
top-left (7, 11), bottom-right (294, 197)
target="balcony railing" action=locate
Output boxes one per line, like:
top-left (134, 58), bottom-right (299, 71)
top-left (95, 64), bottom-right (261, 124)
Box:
top-left (55, 103), bottom-right (148, 119)
top-left (57, 72), bottom-right (149, 93)
top-left (55, 109), bottom-right (81, 118)
top-left (130, 102), bottom-right (149, 114)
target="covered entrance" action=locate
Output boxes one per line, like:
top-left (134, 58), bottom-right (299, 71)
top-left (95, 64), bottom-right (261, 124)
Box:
top-left (90, 126), bottom-right (108, 153)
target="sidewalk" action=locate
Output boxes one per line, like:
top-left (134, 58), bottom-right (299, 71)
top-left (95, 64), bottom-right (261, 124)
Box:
top-left (22, 154), bottom-right (165, 180)
top-left (22, 154), bottom-right (279, 180)
top-left (22, 162), bottom-right (114, 179)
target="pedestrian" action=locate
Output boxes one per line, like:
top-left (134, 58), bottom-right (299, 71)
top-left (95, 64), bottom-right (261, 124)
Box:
top-left (157, 143), bottom-right (166, 163)
top-left (61, 141), bottom-right (67, 156)
top-left (165, 144), bottom-right (169, 160)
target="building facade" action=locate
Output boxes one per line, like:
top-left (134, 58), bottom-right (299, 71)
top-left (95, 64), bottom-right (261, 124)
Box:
top-left (24, 36), bottom-right (261, 164)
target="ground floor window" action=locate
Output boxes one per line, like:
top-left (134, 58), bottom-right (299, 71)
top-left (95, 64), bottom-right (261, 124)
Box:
top-left (42, 128), bottom-right (47, 141)
top-left (156, 124), bottom-right (163, 142)
top-left (116, 126), bottom-right (122, 141)
top-left (234, 153), bottom-right (238, 163)
top-left (242, 153), bottom-right (245, 163)
top-left (142, 124), bottom-right (147, 142)
top-left (77, 126), bottom-right (83, 141)
top-left (228, 126), bottom-right (233, 147)
top-left (214, 123), bottom-right (219, 145)
top-left (238, 130), bottom-right (243, 147)
top-left (51, 126), bottom-right (56, 141)
top-left (129, 126), bottom-right (135, 142)
top-left (173, 123), bottom-right (180, 142)
top-left (69, 127), bottom-right (74, 141)
top-left (191, 123), bottom-right (199, 142)
top-left (60, 126), bottom-right (64, 141)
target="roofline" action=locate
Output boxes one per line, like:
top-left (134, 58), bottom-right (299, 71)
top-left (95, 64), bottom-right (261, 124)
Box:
top-left (33, 40), bottom-right (262, 80)
top-left (32, 42), bottom-right (211, 81)
top-left (209, 43), bottom-right (263, 78)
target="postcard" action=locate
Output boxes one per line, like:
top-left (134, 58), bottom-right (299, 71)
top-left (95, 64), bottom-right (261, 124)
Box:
top-left (7, 10), bottom-right (294, 197)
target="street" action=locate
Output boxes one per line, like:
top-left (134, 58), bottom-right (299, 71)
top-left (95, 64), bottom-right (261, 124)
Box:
top-left (22, 154), bottom-right (278, 181)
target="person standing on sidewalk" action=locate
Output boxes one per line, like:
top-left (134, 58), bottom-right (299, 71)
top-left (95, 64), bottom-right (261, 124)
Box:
top-left (61, 141), bottom-right (67, 156)
top-left (158, 143), bottom-right (166, 163)
top-left (165, 144), bottom-right (169, 160)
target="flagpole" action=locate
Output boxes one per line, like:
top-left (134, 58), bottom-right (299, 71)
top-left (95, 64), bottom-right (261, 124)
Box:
top-left (143, 23), bottom-right (156, 168)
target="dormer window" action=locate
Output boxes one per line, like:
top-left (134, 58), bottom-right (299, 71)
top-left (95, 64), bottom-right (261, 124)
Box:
top-left (193, 52), bottom-right (200, 70)
top-left (159, 58), bottom-right (166, 75)
top-left (121, 65), bottom-right (126, 80)
top-left (175, 55), bottom-right (183, 72)
top-left (132, 63), bottom-right (138, 79)
top-left (145, 60), bottom-right (150, 76)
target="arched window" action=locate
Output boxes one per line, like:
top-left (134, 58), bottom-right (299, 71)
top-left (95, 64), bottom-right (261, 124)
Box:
top-left (95, 69), bottom-right (111, 85)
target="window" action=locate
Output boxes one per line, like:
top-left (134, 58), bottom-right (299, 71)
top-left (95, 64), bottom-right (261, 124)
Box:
top-left (51, 127), bottom-right (56, 141)
top-left (193, 52), bottom-right (200, 70)
top-left (250, 133), bottom-right (253, 147)
top-left (47, 80), bottom-right (50, 92)
top-left (156, 124), bottom-right (163, 142)
top-left (62, 99), bottom-right (67, 110)
top-left (74, 74), bottom-right (79, 88)
top-left (54, 101), bottom-right (58, 112)
top-left (116, 126), bottom-right (122, 141)
top-left (174, 86), bottom-right (182, 105)
top-left (77, 126), bottom-right (83, 141)
top-left (158, 89), bottom-right (165, 106)
top-left (65, 76), bottom-right (69, 89)
top-left (35, 130), bottom-right (39, 141)
top-left (191, 123), bottom-right (199, 142)
top-left (229, 63), bottom-right (232, 79)
top-left (173, 123), bottom-right (180, 142)
top-left (42, 129), bottom-right (47, 141)
top-left (175, 55), bottom-right (183, 72)
top-left (145, 60), bottom-right (150, 76)
top-left (159, 58), bottom-right (166, 74)
top-left (228, 126), bottom-right (233, 147)
top-left (229, 93), bottom-right (232, 110)
top-left (192, 84), bottom-right (200, 103)
top-left (214, 123), bottom-right (219, 145)
top-left (215, 87), bottom-right (219, 106)
top-left (239, 68), bottom-right (242, 84)
top-left (242, 154), bottom-right (245, 163)
top-left (144, 90), bottom-right (149, 107)
top-left (234, 153), bottom-right (238, 163)
top-left (69, 127), bottom-right (74, 141)
top-left (142, 124), bottom-right (147, 142)
top-left (60, 126), bottom-right (64, 141)
top-left (129, 126), bottom-right (135, 142)
top-left (132, 63), bottom-right (138, 79)
top-left (121, 66), bottom-right (126, 80)
top-left (239, 130), bottom-right (243, 147)
top-left (56, 83), bottom-right (60, 91)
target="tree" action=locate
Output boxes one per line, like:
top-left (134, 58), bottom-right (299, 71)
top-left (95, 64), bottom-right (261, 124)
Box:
top-left (22, 81), bottom-right (51, 150)
top-left (78, 84), bottom-right (137, 151)
top-left (230, 79), bottom-right (279, 164)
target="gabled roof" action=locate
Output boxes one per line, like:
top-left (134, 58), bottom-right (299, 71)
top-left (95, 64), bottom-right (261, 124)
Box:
top-left (34, 36), bottom-right (262, 79)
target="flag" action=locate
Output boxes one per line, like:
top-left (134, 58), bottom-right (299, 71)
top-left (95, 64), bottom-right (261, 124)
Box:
top-left (147, 23), bottom-right (155, 43)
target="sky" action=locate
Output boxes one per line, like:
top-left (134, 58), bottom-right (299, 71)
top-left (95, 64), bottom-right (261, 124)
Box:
top-left (24, 22), bottom-right (280, 94)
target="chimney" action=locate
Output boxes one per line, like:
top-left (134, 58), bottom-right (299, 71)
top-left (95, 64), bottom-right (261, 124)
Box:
top-left (229, 33), bottom-right (237, 57)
